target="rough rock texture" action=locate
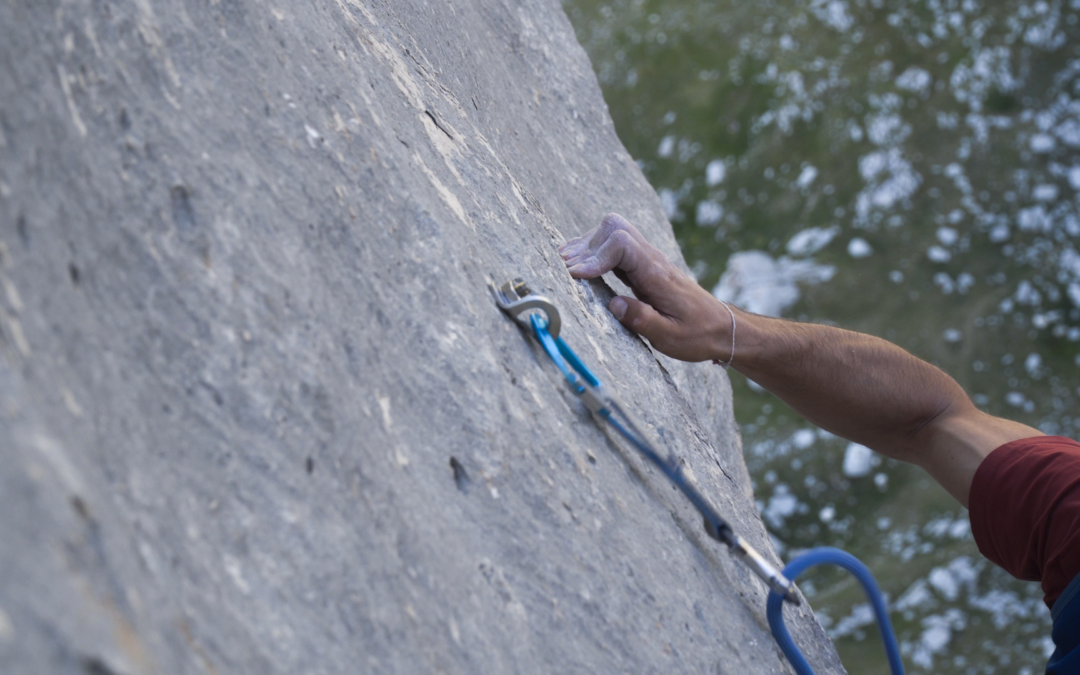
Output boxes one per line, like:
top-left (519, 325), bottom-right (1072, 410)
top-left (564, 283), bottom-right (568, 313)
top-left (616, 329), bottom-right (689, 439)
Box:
top-left (0, 1), bottom-right (843, 673)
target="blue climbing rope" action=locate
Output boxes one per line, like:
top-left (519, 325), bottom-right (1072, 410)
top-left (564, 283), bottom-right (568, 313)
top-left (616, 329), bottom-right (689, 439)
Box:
top-left (528, 313), bottom-right (790, 590)
top-left (531, 313), bottom-right (738, 543)
top-left (767, 548), bottom-right (904, 674)
top-left (501, 291), bottom-right (902, 673)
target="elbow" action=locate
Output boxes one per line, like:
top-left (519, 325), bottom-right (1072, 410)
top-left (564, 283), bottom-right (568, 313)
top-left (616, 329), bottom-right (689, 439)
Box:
top-left (901, 390), bottom-right (970, 452)
top-left (908, 399), bottom-right (952, 440)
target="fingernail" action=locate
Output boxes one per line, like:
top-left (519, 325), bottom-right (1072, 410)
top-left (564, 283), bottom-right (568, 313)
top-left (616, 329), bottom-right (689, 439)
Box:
top-left (609, 296), bottom-right (627, 320)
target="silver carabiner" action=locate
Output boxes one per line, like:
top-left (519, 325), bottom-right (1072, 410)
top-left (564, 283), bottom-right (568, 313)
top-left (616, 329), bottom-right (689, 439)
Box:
top-left (491, 278), bottom-right (561, 340)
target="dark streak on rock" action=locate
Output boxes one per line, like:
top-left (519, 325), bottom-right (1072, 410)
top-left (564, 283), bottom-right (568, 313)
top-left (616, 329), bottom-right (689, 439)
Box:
top-left (424, 109), bottom-right (453, 140)
top-left (16, 214), bottom-right (29, 248)
top-left (71, 496), bottom-right (90, 520)
top-left (82, 656), bottom-right (121, 675)
top-left (170, 185), bottom-right (196, 231)
top-left (449, 456), bottom-right (469, 493)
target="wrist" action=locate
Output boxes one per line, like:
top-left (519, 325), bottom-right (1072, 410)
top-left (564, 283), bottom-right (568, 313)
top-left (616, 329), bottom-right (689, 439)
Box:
top-left (711, 298), bottom-right (737, 366)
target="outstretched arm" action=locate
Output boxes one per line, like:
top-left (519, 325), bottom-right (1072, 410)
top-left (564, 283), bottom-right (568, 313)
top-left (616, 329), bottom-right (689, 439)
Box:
top-left (561, 213), bottom-right (1042, 506)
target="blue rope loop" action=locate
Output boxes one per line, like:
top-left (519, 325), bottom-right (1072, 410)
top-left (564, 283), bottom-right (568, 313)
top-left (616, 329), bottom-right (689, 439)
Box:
top-left (766, 547), bottom-right (904, 675)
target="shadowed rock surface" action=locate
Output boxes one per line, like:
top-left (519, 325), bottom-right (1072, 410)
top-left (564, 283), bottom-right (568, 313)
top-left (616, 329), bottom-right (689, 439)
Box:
top-left (0, 1), bottom-right (842, 672)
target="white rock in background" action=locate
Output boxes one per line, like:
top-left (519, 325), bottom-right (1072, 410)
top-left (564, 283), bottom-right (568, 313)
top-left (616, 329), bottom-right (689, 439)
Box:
top-left (1031, 133), bottom-right (1056, 153)
top-left (895, 66), bottom-right (932, 94)
top-left (842, 442), bottom-right (874, 477)
top-left (1056, 118), bottom-right (1080, 147)
top-left (1068, 166), bottom-right (1080, 190)
top-left (658, 188), bottom-right (682, 220)
top-left (787, 226), bottom-right (840, 256)
top-left (763, 487), bottom-right (800, 528)
top-left (811, 0), bottom-right (854, 32)
top-left (1032, 184), bottom-right (1059, 201)
top-left (1006, 391), bottom-right (1026, 407)
top-left (791, 428), bottom-right (817, 449)
top-left (796, 165), bottom-right (819, 189)
top-left (854, 148), bottom-right (922, 222)
top-left (936, 226), bottom-right (959, 245)
top-left (1068, 282), bottom-right (1080, 308)
top-left (819, 505), bottom-right (835, 523)
top-left (706, 159), bottom-right (727, 186)
top-left (927, 245), bottom-right (952, 262)
top-left (695, 200), bottom-right (724, 225)
top-left (866, 113), bottom-right (910, 145)
top-left (895, 579), bottom-right (932, 612)
top-left (713, 250), bottom-right (835, 317)
top-left (657, 134), bottom-right (676, 158)
top-left (847, 237), bottom-right (872, 258)
top-left (1025, 353), bottom-right (1042, 376)
top-left (928, 567), bottom-right (960, 601)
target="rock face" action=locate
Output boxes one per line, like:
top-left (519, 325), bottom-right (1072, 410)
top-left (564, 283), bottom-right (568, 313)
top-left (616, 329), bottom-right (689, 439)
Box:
top-left (0, 1), bottom-right (842, 673)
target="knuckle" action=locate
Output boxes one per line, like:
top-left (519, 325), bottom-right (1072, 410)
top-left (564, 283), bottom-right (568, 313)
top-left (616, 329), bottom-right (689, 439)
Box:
top-left (600, 212), bottom-right (622, 228)
top-left (610, 229), bottom-right (633, 247)
top-left (601, 213), bottom-right (630, 236)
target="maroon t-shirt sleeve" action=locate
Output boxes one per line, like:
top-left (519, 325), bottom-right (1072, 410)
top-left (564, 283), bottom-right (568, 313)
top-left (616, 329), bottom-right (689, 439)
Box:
top-left (968, 435), bottom-right (1080, 609)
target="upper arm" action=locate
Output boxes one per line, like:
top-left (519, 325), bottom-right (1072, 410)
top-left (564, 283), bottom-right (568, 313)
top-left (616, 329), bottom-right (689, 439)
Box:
top-left (915, 405), bottom-right (1044, 507)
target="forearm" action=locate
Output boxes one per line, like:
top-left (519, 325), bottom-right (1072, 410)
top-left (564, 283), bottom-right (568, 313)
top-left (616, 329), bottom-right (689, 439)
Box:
top-left (724, 308), bottom-right (970, 463)
top-left (721, 306), bottom-right (1041, 505)
top-left (561, 214), bottom-right (1042, 506)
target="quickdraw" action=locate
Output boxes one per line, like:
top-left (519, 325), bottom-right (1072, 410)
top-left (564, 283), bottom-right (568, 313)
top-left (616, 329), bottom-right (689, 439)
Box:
top-left (493, 278), bottom-right (906, 675)
top-left (492, 278), bottom-right (800, 603)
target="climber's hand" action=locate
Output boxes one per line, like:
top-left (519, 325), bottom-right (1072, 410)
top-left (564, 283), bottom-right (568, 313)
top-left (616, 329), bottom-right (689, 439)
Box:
top-left (559, 213), bottom-right (732, 363)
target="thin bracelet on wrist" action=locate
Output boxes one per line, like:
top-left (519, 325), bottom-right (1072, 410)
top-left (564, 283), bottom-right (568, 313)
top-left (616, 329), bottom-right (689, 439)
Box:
top-left (713, 300), bottom-right (736, 369)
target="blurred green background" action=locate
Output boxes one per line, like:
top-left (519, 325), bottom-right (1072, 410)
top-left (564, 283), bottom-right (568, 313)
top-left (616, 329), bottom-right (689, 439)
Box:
top-left (563, 0), bottom-right (1080, 671)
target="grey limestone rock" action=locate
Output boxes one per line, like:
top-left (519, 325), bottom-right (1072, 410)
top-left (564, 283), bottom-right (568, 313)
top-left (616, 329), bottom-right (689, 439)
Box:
top-left (0, 0), bottom-right (842, 672)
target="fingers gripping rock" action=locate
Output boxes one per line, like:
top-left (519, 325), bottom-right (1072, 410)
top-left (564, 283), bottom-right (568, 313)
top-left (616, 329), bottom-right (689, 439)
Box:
top-left (560, 214), bottom-right (649, 280)
top-left (569, 230), bottom-right (634, 279)
top-left (558, 213), bottom-right (633, 263)
top-left (561, 213), bottom-right (730, 363)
